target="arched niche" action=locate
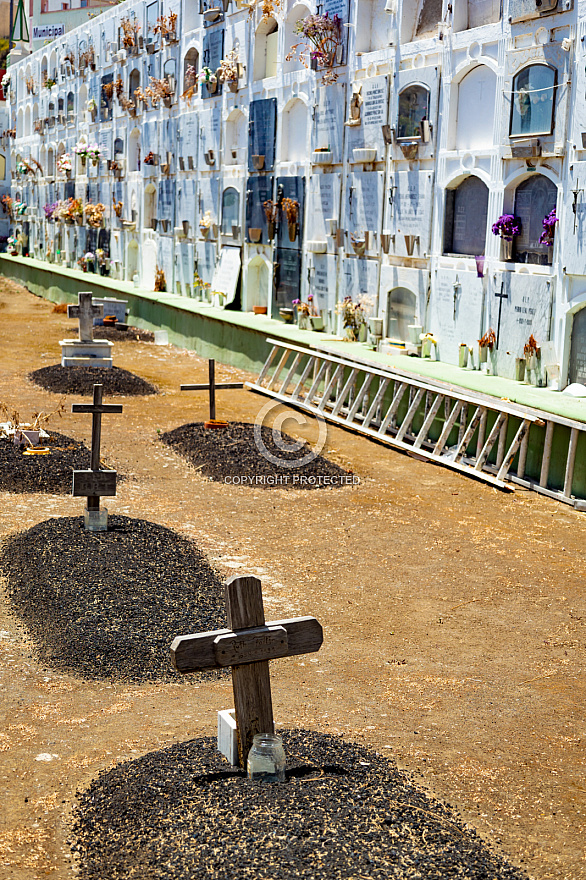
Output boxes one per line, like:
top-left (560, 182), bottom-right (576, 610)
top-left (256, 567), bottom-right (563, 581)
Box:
top-left (512, 174), bottom-right (557, 265)
top-left (397, 84), bottom-right (430, 140)
top-left (129, 68), bottom-right (140, 100)
top-left (280, 98), bottom-right (308, 162)
top-left (114, 137), bottom-right (124, 157)
top-left (79, 83), bottom-right (88, 116)
top-left (225, 108), bottom-right (247, 164)
top-left (454, 65), bottom-right (496, 151)
top-left (129, 128), bottom-right (141, 172)
top-left (510, 64), bottom-right (556, 139)
top-left (221, 186), bottom-right (240, 234)
top-left (246, 255), bottom-right (270, 310)
top-left (49, 50), bottom-right (57, 81)
top-left (41, 56), bottom-right (48, 82)
top-left (76, 136), bottom-right (87, 175)
top-left (24, 106), bottom-right (31, 137)
top-left (183, 46), bottom-right (199, 92)
top-left (67, 91), bottom-right (74, 117)
top-left (453, 0), bottom-right (501, 32)
top-left (0, 154), bottom-right (6, 180)
top-left (356, 0), bottom-right (392, 53)
top-left (17, 109), bottom-right (23, 139)
top-left (144, 183), bottom-right (157, 230)
top-left (253, 17), bottom-right (278, 81)
top-left (402, 0), bottom-right (442, 42)
top-left (386, 288), bottom-right (417, 341)
top-left (47, 147), bottom-right (54, 177)
top-left (443, 175), bottom-right (489, 256)
top-left (283, 4), bottom-right (310, 73)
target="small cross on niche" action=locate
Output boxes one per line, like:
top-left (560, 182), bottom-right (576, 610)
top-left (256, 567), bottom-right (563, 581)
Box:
top-left (71, 383), bottom-right (123, 531)
top-left (67, 291), bottom-right (103, 343)
top-left (171, 575), bottom-right (323, 767)
top-left (181, 358), bottom-right (243, 428)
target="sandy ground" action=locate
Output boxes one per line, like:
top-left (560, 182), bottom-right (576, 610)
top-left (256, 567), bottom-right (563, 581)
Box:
top-left (0, 279), bottom-right (584, 879)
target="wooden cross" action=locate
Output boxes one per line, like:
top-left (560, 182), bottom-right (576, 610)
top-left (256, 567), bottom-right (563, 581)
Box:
top-left (71, 384), bottom-right (123, 513)
top-left (67, 291), bottom-right (103, 342)
top-left (171, 575), bottom-right (323, 767)
top-left (180, 358), bottom-right (243, 422)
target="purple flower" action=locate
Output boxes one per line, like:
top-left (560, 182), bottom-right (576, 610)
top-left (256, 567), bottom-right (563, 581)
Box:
top-left (539, 208), bottom-right (558, 245)
top-left (492, 214), bottom-right (521, 241)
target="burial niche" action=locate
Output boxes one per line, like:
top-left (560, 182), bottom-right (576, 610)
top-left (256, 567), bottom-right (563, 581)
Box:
top-left (183, 47), bottom-right (199, 91)
top-left (129, 129), bottom-right (141, 171)
top-left (443, 176), bottom-right (489, 256)
top-left (284, 4), bottom-right (310, 72)
top-left (225, 108), bottom-right (247, 164)
top-left (387, 287), bottom-right (417, 341)
top-left (510, 64), bottom-right (556, 138)
top-left (512, 174), bottom-right (557, 264)
top-left (253, 17), bottom-right (278, 81)
top-left (402, 0), bottom-right (443, 42)
top-left (397, 85), bottom-right (430, 140)
top-left (454, 65), bottom-right (496, 150)
top-left (355, 0), bottom-right (392, 53)
top-left (246, 255), bottom-right (270, 311)
top-left (280, 99), bottom-right (308, 163)
top-left (569, 305), bottom-right (586, 386)
top-left (67, 91), bottom-right (74, 118)
top-left (129, 68), bottom-right (140, 101)
top-left (222, 187), bottom-right (240, 235)
top-left (452, 0), bottom-right (501, 31)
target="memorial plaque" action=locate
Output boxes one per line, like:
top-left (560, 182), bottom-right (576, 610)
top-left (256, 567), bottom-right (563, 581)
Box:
top-left (309, 253), bottom-right (338, 320)
top-left (276, 176), bottom-right (304, 250)
top-left (427, 269), bottom-right (484, 364)
top-left (202, 28), bottom-right (224, 95)
top-left (248, 99), bottom-right (277, 173)
top-left (388, 170), bottom-right (433, 250)
top-left (345, 171), bottom-right (385, 252)
top-left (312, 84), bottom-right (346, 163)
top-left (175, 241), bottom-right (195, 296)
top-left (221, 181), bottom-right (243, 234)
top-left (347, 76), bottom-right (388, 157)
top-left (158, 235), bottom-right (174, 283)
top-left (158, 179), bottom-right (176, 226)
top-left (341, 257), bottom-right (380, 311)
top-left (212, 246), bottom-right (241, 305)
top-left (198, 175), bottom-right (220, 225)
top-left (181, 113), bottom-right (198, 161)
top-left (196, 239), bottom-right (216, 284)
top-left (147, 51), bottom-right (160, 81)
top-left (246, 175), bottom-right (274, 244)
top-left (177, 179), bottom-right (197, 227)
top-left (488, 273), bottom-right (551, 360)
top-left (144, 120), bottom-right (160, 158)
top-left (199, 107), bottom-right (222, 170)
top-left (273, 246), bottom-right (301, 310)
top-left (162, 118), bottom-right (177, 160)
top-left (306, 173), bottom-right (340, 243)
top-left (73, 470), bottom-right (117, 497)
top-left (569, 306), bottom-right (586, 386)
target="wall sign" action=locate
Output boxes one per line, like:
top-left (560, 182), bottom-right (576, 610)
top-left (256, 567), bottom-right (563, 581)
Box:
top-left (212, 246), bottom-right (241, 305)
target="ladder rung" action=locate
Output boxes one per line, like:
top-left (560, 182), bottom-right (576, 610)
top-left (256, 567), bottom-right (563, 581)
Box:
top-left (396, 388), bottom-right (425, 443)
top-left (379, 382), bottom-right (407, 435)
top-left (291, 355), bottom-right (317, 400)
top-left (346, 373), bottom-right (374, 422)
top-left (497, 418), bottom-right (531, 482)
top-left (475, 412), bottom-right (507, 471)
top-left (433, 399), bottom-right (463, 455)
top-left (414, 394), bottom-right (444, 449)
top-left (332, 368), bottom-right (359, 417)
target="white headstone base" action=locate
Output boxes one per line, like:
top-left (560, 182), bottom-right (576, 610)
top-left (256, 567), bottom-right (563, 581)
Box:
top-left (217, 709), bottom-right (238, 766)
top-left (60, 339), bottom-right (114, 368)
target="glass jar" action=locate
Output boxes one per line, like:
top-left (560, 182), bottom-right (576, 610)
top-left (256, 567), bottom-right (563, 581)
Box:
top-left (247, 733), bottom-right (286, 784)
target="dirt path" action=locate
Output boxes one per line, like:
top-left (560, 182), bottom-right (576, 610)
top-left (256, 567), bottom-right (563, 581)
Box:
top-left (0, 279), bottom-right (584, 879)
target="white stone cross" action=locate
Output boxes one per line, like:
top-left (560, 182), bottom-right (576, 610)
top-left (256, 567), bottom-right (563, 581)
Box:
top-left (67, 291), bottom-right (103, 342)
top-left (171, 575), bottom-right (323, 767)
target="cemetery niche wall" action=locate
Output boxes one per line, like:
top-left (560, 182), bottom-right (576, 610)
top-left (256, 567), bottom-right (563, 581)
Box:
top-left (5, 0), bottom-right (585, 388)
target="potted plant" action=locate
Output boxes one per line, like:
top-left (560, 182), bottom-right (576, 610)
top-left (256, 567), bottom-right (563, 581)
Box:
top-left (154, 266), bottom-right (167, 291)
top-left (198, 66), bottom-right (218, 94)
top-left (336, 296), bottom-right (367, 342)
top-left (84, 202), bottom-right (106, 228)
top-left (200, 211), bottom-right (214, 239)
top-left (57, 153), bottom-right (73, 177)
top-left (263, 200), bottom-right (278, 240)
top-left (282, 197), bottom-right (299, 241)
top-left (88, 144), bottom-right (101, 166)
top-left (492, 214), bottom-right (521, 261)
top-left (524, 334), bottom-right (540, 372)
top-left (218, 49), bottom-right (241, 92)
top-left (74, 141), bottom-right (88, 167)
top-left (293, 298), bottom-right (311, 330)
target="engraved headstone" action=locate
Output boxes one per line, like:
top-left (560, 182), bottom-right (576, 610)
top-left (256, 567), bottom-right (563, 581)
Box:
top-left (273, 247), bottom-right (302, 310)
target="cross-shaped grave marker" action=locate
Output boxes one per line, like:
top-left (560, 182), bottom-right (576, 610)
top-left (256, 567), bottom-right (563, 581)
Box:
top-left (71, 383), bottom-right (123, 528)
top-left (180, 358), bottom-right (244, 423)
top-left (67, 291), bottom-right (103, 342)
top-left (171, 574), bottom-right (323, 766)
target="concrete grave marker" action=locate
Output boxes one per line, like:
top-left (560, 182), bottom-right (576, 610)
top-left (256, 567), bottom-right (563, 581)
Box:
top-left (171, 574), bottom-right (323, 767)
top-left (71, 383), bottom-right (123, 531)
top-left (61, 291), bottom-right (114, 368)
top-left (181, 358), bottom-right (243, 425)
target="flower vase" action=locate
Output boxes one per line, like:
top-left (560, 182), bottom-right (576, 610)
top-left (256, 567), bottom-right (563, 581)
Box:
top-left (288, 222), bottom-right (298, 242)
top-left (500, 237), bottom-right (513, 261)
top-left (344, 326), bottom-right (358, 342)
top-left (92, 158), bottom-right (98, 166)
top-left (80, 156), bottom-right (86, 168)
top-left (228, 80), bottom-right (238, 92)
top-left (297, 312), bottom-right (310, 330)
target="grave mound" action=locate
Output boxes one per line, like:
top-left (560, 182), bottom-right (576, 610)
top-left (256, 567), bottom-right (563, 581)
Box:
top-left (160, 422), bottom-right (353, 489)
top-left (71, 729), bottom-right (528, 880)
top-left (94, 325), bottom-right (155, 343)
top-left (1, 515), bottom-right (226, 683)
top-left (0, 430), bottom-right (91, 493)
top-left (29, 365), bottom-right (158, 397)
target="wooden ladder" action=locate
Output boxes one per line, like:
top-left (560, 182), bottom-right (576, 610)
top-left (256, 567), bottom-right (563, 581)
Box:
top-left (247, 339), bottom-right (586, 506)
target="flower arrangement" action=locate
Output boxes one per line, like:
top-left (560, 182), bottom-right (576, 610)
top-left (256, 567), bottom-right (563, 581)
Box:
top-left (26, 75), bottom-right (35, 94)
top-left (6, 235), bottom-right (17, 255)
top-left (84, 202), bottom-right (106, 227)
top-left (263, 199), bottom-right (278, 225)
top-left (146, 76), bottom-right (174, 105)
top-left (77, 252), bottom-right (95, 271)
top-left (143, 151), bottom-right (156, 166)
top-left (43, 202), bottom-right (59, 221)
top-left (87, 97), bottom-right (97, 114)
top-left (218, 50), bottom-right (240, 84)
top-left (492, 214), bottom-right (521, 241)
top-left (119, 95), bottom-right (136, 112)
top-left (16, 160), bottom-right (33, 176)
top-left (154, 266), bottom-right (167, 292)
top-left (88, 143), bottom-right (100, 162)
top-left (198, 66), bottom-right (217, 85)
top-left (539, 208), bottom-right (558, 246)
top-left (1, 195), bottom-right (13, 218)
top-left (478, 329), bottom-right (496, 350)
top-left (199, 211), bottom-right (214, 232)
top-left (181, 66), bottom-right (198, 105)
top-left (336, 295), bottom-right (368, 340)
top-left (74, 141), bottom-right (88, 158)
top-left (121, 15), bottom-right (141, 49)
top-left (115, 76), bottom-right (124, 98)
top-left (153, 12), bottom-right (177, 39)
top-left (102, 81), bottom-right (115, 100)
top-left (112, 195), bottom-right (123, 218)
top-left (287, 12), bottom-right (343, 85)
top-left (281, 197), bottom-right (299, 225)
top-left (79, 44), bottom-right (95, 69)
top-left (524, 334), bottom-right (539, 358)
top-left (16, 201), bottom-right (28, 216)
top-left (44, 77), bottom-right (56, 90)
top-left (56, 153), bottom-right (72, 174)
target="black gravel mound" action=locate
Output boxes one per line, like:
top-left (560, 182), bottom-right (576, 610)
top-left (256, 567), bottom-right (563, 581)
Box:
top-left (0, 515), bottom-right (226, 682)
top-left (94, 326), bottom-right (155, 343)
top-left (71, 730), bottom-right (528, 880)
top-left (29, 365), bottom-right (158, 396)
top-left (160, 422), bottom-right (353, 490)
top-left (0, 430), bottom-right (90, 493)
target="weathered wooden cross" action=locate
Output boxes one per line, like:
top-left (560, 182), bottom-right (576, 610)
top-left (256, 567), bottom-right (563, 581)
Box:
top-left (71, 384), bottom-right (123, 519)
top-left (180, 358), bottom-right (243, 422)
top-left (68, 291), bottom-right (103, 342)
top-left (171, 574), bottom-right (323, 767)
